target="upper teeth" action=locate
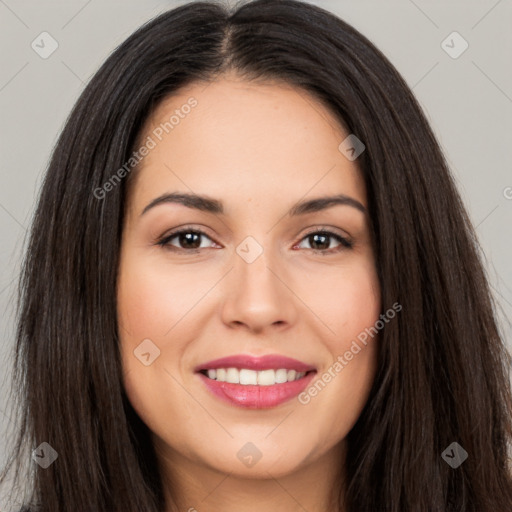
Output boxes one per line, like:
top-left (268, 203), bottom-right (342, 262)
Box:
top-left (205, 368), bottom-right (307, 385)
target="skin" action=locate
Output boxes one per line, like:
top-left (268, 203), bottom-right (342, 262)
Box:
top-left (117, 72), bottom-right (381, 512)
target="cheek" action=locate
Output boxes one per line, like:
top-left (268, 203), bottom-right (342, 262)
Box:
top-left (117, 254), bottom-right (202, 442)
top-left (299, 258), bottom-right (381, 433)
top-left (116, 253), bottom-right (189, 400)
top-left (117, 252), bottom-right (208, 342)
top-left (116, 250), bottom-right (220, 421)
top-left (312, 257), bottom-right (381, 343)
top-left (331, 260), bottom-right (381, 385)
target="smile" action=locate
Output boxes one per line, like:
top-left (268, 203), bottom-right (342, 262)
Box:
top-left (194, 353), bottom-right (317, 409)
top-left (196, 368), bottom-right (317, 409)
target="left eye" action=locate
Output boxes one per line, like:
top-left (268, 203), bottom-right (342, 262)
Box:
top-left (296, 231), bottom-right (353, 252)
top-left (157, 228), bottom-right (352, 253)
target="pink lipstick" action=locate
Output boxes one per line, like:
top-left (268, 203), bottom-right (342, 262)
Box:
top-left (195, 354), bottom-right (317, 409)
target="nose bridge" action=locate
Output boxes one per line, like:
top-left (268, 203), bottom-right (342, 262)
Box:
top-left (234, 233), bottom-right (280, 296)
top-left (220, 232), bottom-right (296, 331)
top-left (235, 234), bottom-right (267, 267)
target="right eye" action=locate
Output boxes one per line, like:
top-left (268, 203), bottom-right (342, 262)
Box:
top-left (156, 227), bottom-right (218, 253)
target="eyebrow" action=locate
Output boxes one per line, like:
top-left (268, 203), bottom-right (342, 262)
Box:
top-left (140, 191), bottom-right (367, 217)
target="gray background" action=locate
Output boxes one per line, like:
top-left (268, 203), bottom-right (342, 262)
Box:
top-left (1, 0), bottom-right (511, 507)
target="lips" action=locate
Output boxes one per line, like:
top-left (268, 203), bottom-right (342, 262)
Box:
top-left (194, 354), bottom-right (317, 409)
top-left (194, 354), bottom-right (316, 373)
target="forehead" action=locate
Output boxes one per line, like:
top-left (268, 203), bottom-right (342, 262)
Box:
top-left (127, 76), bottom-right (366, 217)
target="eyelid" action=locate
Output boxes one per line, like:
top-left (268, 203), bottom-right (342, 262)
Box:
top-left (300, 225), bottom-right (352, 242)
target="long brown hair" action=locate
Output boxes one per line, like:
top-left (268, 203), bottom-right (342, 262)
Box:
top-left (1, 1), bottom-right (511, 510)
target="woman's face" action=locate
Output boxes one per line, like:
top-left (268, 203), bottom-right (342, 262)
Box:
top-left (117, 74), bottom-right (381, 484)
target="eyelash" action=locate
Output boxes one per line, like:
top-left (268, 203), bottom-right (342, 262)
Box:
top-left (155, 225), bottom-right (353, 254)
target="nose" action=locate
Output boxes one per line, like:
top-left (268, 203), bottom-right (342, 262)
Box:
top-left (220, 241), bottom-right (298, 334)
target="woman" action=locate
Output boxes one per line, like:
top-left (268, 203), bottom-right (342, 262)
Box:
top-left (1, 0), bottom-right (511, 510)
